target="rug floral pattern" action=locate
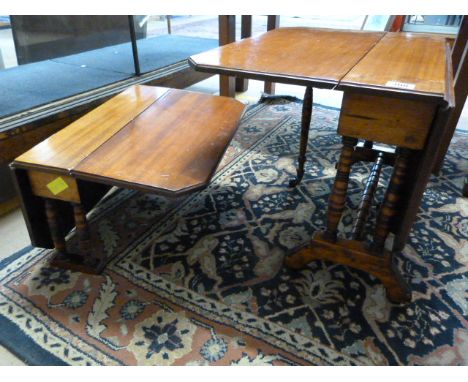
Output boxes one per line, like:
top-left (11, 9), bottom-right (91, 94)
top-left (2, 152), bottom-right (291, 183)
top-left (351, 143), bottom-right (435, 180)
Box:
top-left (0, 97), bottom-right (467, 365)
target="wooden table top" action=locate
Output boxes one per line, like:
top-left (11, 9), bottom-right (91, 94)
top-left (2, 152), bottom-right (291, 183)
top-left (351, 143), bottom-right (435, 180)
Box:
top-left (14, 85), bottom-right (246, 195)
top-left (190, 27), bottom-right (384, 88)
top-left (15, 86), bottom-right (169, 172)
top-left (190, 27), bottom-right (452, 103)
top-left (340, 32), bottom-right (450, 102)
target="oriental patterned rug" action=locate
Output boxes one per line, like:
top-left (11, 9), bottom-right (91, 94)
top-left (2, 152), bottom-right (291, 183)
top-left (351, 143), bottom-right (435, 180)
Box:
top-left (0, 97), bottom-right (467, 365)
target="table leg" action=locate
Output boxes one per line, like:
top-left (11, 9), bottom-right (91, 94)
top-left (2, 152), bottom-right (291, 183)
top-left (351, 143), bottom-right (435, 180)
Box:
top-left (50, 199), bottom-right (108, 274)
top-left (45, 199), bottom-right (66, 253)
top-left (285, 135), bottom-right (357, 268)
top-left (263, 16), bottom-right (280, 95)
top-left (219, 15), bottom-right (236, 97)
top-left (323, 136), bottom-right (358, 241)
top-left (351, 152), bottom-right (384, 241)
top-left (235, 15), bottom-right (252, 92)
top-left (289, 86), bottom-right (313, 187)
top-left (285, 137), bottom-right (411, 303)
top-left (72, 202), bottom-right (91, 257)
top-left (372, 148), bottom-right (411, 252)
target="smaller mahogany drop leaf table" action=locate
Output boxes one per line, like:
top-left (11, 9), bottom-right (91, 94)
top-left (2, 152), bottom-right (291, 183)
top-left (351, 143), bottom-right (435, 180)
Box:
top-left (10, 85), bottom-right (246, 274)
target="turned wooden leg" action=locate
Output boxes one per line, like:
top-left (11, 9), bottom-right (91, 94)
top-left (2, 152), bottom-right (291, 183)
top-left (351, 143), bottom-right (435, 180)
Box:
top-left (351, 152), bottom-right (384, 241)
top-left (323, 136), bottom-right (358, 242)
top-left (284, 144), bottom-right (411, 303)
top-left (368, 148), bottom-right (412, 302)
top-left (50, 202), bottom-right (106, 273)
top-left (72, 203), bottom-right (91, 257)
top-left (45, 199), bottom-right (66, 253)
top-left (372, 148), bottom-right (411, 252)
top-left (289, 86), bottom-right (313, 187)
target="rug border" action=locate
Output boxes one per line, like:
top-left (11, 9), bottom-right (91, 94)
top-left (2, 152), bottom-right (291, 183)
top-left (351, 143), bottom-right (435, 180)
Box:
top-left (0, 312), bottom-right (67, 366)
top-left (0, 246), bottom-right (32, 269)
top-left (0, 246), bottom-right (67, 365)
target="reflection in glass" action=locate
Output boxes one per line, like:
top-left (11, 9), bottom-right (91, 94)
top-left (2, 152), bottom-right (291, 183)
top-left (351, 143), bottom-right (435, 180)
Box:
top-left (0, 16), bottom-right (136, 118)
top-left (403, 15), bottom-right (463, 34)
top-left (133, 15), bottom-right (219, 74)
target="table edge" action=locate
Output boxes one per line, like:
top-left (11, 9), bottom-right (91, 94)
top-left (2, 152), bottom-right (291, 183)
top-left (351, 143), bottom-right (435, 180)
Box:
top-left (188, 57), bottom-right (338, 89)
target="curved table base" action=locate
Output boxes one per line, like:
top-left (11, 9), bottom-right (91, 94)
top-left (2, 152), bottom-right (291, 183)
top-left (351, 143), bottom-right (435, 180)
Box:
top-left (285, 232), bottom-right (411, 304)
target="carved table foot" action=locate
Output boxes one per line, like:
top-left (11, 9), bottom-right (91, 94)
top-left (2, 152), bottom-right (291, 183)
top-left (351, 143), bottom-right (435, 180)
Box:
top-left (50, 251), bottom-right (108, 275)
top-left (285, 232), bottom-right (411, 303)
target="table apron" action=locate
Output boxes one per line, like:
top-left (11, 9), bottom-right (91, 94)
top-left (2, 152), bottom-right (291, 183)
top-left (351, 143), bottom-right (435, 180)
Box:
top-left (338, 92), bottom-right (438, 150)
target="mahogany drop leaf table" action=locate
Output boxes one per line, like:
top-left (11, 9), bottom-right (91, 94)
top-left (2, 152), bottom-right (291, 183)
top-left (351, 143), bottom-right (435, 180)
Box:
top-left (190, 27), bottom-right (455, 303)
top-left (11, 85), bottom-right (246, 274)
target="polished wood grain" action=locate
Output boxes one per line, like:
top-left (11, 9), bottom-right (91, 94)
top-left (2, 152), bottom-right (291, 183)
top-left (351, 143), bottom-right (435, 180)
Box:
top-left (1, 110), bottom-right (86, 165)
top-left (341, 32), bottom-right (448, 99)
top-left (74, 89), bottom-right (245, 194)
top-left (14, 85), bottom-right (170, 171)
top-left (190, 27), bottom-right (384, 87)
top-left (338, 92), bottom-right (437, 149)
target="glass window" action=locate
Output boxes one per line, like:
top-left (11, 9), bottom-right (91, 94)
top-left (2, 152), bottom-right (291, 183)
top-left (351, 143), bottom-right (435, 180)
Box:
top-left (133, 15), bottom-right (219, 74)
top-left (0, 16), bottom-right (135, 119)
top-left (402, 15), bottom-right (463, 34)
top-left (279, 15), bottom-right (367, 30)
top-left (277, 15), bottom-right (391, 31)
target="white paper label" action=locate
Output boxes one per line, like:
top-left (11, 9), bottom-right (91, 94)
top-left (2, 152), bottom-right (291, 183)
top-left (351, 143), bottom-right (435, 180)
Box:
top-left (385, 81), bottom-right (416, 90)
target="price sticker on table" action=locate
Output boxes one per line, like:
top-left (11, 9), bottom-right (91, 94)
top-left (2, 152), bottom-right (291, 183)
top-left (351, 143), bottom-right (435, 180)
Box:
top-left (46, 177), bottom-right (69, 195)
top-left (386, 81), bottom-right (416, 90)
